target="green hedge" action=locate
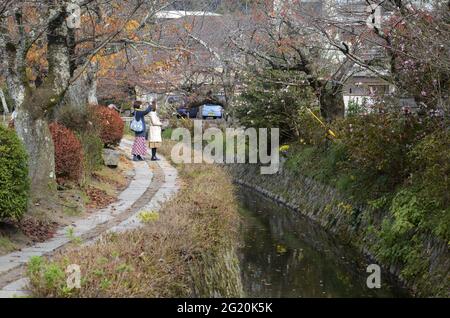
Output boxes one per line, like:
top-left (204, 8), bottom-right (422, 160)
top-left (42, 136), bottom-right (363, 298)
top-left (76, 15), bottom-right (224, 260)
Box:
top-left (0, 125), bottom-right (30, 220)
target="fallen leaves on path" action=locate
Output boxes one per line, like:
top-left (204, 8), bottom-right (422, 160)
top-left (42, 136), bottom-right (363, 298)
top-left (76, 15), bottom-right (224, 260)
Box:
top-left (86, 186), bottom-right (117, 209)
top-left (19, 216), bottom-right (59, 243)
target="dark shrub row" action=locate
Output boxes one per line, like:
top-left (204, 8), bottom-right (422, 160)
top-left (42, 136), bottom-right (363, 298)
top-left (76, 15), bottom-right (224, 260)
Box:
top-left (0, 125), bottom-right (30, 220)
top-left (51, 105), bottom-right (124, 185)
top-left (49, 123), bottom-right (84, 184)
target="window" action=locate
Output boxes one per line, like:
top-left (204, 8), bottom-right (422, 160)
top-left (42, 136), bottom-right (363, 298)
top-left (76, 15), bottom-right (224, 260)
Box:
top-left (368, 85), bottom-right (389, 95)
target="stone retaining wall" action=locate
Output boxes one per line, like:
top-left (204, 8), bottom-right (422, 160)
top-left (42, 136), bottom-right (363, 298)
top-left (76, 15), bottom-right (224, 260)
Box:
top-left (225, 163), bottom-right (449, 297)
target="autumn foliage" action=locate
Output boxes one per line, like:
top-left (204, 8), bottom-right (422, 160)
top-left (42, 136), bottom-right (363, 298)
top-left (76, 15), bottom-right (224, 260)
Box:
top-left (49, 123), bottom-right (84, 184)
top-left (93, 106), bottom-right (124, 147)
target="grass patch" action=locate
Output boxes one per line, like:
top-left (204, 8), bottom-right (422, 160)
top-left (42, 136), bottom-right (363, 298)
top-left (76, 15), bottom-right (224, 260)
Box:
top-left (88, 179), bottom-right (116, 197)
top-left (27, 156), bottom-right (242, 297)
top-left (95, 167), bottom-right (128, 187)
top-left (89, 163), bottom-right (130, 196)
top-left (83, 156), bottom-right (133, 209)
top-left (0, 236), bottom-right (16, 254)
top-left (162, 127), bottom-right (173, 140)
top-left (123, 122), bottom-right (133, 137)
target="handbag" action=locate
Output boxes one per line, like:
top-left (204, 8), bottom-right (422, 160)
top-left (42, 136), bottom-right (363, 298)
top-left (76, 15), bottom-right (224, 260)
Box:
top-left (130, 114), bottom-right (144, 133)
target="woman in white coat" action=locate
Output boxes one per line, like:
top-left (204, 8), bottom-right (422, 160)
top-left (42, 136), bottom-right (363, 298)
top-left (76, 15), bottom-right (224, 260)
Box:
top-left (148, 100), bottom-right (163, 161)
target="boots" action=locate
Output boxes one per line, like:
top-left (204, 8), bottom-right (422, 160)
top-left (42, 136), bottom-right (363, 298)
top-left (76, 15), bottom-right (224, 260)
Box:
top-left (151, 148), bottom-right (160, 161)
top-left (133, 155), bottom-right (145, 161)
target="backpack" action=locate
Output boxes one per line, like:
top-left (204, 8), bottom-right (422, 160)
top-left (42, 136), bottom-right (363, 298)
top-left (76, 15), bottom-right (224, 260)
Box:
top-left (130, 114), bottom-right (144, 133)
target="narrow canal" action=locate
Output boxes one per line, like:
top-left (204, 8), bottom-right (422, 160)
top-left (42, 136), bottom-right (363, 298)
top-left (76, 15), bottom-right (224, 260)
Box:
top-left (236, 186), bottom-right (410, 298)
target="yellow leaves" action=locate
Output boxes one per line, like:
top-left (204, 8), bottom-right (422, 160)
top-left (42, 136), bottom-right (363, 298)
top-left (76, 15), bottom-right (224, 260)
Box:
top-left (152, 60), bottom-right (168, 70)
top-left (183, 22), bottom-right (193, 33)
top-left (138, 211), bottom-right (160, 223)
top-left (124, 19), bottom-right (140, 41)
top-left (26, 44), bottom-right (47, 81)
top-left (95, 50), bottom-right (125, 77)
top-left (337, 202), bottom-right (353, 215)
top-left (26, 67), bottom-right (36, 81)
top-left (276, 244), bottom-right (287, 254)
top-left (279, 145), bottom-right (290, 152)
top-left (91, 54), bottom-right (99, 64)
top-left (139, 67), bottom-right (154, 77)
top-left (146, 58), bottom-right (178, 73)
top-left (125, 20), bottom-right (139, 33)
top-left (26, 44), bottom-right (46, 64)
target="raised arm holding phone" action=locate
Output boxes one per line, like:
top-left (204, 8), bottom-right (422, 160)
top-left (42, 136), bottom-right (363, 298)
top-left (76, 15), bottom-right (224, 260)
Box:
top-left (130, 101), bottom-right (152, 161)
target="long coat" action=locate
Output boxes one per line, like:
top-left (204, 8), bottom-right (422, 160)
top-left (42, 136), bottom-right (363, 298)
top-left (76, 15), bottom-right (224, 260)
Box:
top-left (148, 111), bottom-right (162, 148)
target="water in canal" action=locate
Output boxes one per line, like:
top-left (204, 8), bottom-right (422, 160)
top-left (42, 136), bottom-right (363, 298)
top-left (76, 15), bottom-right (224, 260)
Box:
top-left (236, 186), bottom-right (410, 298)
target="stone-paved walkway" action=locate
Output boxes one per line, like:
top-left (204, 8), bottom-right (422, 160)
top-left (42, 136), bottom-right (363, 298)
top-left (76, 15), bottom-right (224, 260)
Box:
top-left (0, 139), bottom-right (179, 298)
top-left (108, 139), bottom-right (179, 233)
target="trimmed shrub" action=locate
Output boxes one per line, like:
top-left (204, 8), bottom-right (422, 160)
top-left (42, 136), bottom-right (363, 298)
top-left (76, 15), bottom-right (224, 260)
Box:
top-left (0, 125), bottom-right (30, 220)
top-left (49, 123), bottom-right (83, 184)
top-left (54, 105), bottom-right (104, 177)
top-left (54, 104), bottom-right (99, 136)
top-left (79, 132), bottom-right (103, 179)
top-left (93, 106), bottom-right (124, 147)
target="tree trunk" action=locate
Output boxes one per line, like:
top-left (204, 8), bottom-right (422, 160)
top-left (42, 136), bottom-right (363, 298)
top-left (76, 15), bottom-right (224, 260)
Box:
top-left (319, 81), bottom-right (345, 122)
top-left (0, 88), bottom-right (9, 114)
top-left (61, 73), bottom-right (90, 111)
top-left (15, 107), bottom-right (56, 199)
top-left (13, 5), bottom-right (70, 199)
top-left (87, 78), bottom-right (98, 105)
top-left (63, 62), bottom-right (98, 108)
top-left (87, 61), bottom-right (98, 105)
top-left (5, 43), bottom-right (59, 200)
top-left (19, 7), bottom-right (71, 198)
top-left (7, 80), bottom-right (57, 201)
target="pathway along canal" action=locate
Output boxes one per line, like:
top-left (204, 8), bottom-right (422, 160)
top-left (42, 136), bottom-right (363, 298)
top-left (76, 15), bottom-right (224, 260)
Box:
top-left (236, 186), bottom-right (410, 298)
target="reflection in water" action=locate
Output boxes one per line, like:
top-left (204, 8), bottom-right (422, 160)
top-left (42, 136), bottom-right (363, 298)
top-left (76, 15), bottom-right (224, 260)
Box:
top-left (237, 187), bottom-right (409, 298)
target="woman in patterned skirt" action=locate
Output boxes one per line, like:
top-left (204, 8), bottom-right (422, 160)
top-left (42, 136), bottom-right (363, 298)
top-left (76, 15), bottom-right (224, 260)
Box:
top-left (131, 101), bottom-right (152, 161)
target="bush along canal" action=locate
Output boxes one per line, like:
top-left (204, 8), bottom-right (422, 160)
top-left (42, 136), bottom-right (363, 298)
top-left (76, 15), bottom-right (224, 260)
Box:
top-left (236, 186), bottom-right (410, 297)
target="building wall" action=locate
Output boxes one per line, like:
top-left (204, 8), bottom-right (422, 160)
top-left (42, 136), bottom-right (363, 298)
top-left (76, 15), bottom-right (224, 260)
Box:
top-left (343, 76), bottom-right (394, 112)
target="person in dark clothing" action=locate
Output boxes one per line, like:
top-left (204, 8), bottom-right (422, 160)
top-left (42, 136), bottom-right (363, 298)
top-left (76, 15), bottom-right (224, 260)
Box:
top-left (131, 101), bottom-right (152, 161)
